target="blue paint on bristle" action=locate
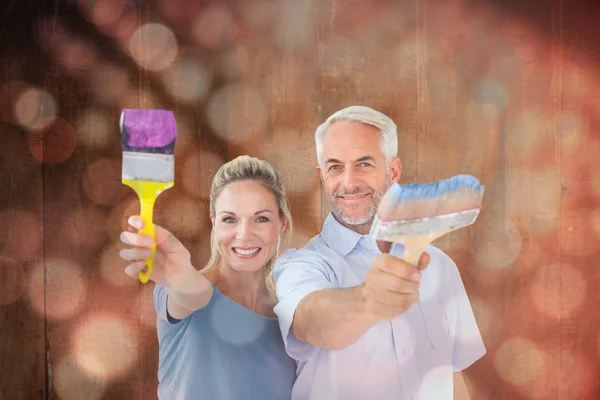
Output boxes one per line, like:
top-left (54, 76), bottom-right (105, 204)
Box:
top-left (120, 109), bottom-right (177, 154)
top-left (387, 175), bottom-right (484, 200)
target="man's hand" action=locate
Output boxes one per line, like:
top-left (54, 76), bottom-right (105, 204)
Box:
top-left (362, 252), bottom-right (430, 320)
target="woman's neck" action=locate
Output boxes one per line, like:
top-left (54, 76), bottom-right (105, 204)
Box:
top-left (205, 265), bottom-right (276, 317)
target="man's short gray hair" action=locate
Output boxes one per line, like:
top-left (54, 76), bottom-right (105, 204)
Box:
top-left (315, 105), bottom-right (398, 168)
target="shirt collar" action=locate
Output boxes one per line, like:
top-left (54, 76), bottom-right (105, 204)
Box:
top-left (321, 213), bottom-right (368, 257)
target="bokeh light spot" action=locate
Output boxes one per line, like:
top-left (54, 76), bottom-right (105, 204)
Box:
top-left (82, 158), bottom-right (126, 207)
top-left (239, 0), bottom-right (278, 29)
top-left (74, 315), bottom-right (137, 378)
top-left (560, 208), bottom-right (600, 256)
top-left (129, 23), bottom-right (178, 71)
top-left (0, 257), bottom-right (27, 306)
top-left (54, 353), bottom-right (106, 400)
top-left (555, 111), bottom-right (585, 150)
top-left (276, 0), bottom-right (312, 49)
top-left (75, 108), bottom-right (115, 150)
top-left (530, 264), bottom-right (586, 320)
top-left (161, 59), bottom-right (211, 102)
top-left (63, 206), bottom-right (109, 252)
top-left (99, 241), bottom-right (133, 288)
top-left (14, 87), bottom-right (58, 130)
top-left (494, 337), bottom-right (544, 386)
top-left (28, 259), bottom-right (86, 320)
top-left (0, 209), bottom-right (43, 263)
top-left (505, 168), bottom-right (560, 233)
top-left (180, 149), bottom-right (224, 199)
top-left (80, 0), bottom-right (125, 27)
top-left (91, 64), bottom-right (130, 104)
top-left (154, 191), bottom-right (207, 240)
top-left (27, 117), bottom-right (77, 165)
top-left (106, 195), bottom-right (140, 240)
top-left (506, 110), bottom-right (546, 160)
top-left (474, 217), bottom-right (522, 269)
top-left (468, 298), bottom-right (504, 349)
top-left (192, 4), bottom-right (233, 50)
top-left (206, 85), bottom-right (268, 144)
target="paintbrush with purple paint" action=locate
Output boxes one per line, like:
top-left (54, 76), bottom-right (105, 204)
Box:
top-left (120, 108), bottom-right (177, 283)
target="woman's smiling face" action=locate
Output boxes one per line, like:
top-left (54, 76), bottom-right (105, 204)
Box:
top-left (212, 179), bottom-right (284, 273)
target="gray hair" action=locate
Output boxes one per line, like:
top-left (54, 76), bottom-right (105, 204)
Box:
top-left (315, 105), bottom-right (398, 167)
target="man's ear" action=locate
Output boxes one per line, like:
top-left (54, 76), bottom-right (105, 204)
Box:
top-left (316, 165), bottom-right (324, 184)
top-left (389, 157), bottom-right (402, 183)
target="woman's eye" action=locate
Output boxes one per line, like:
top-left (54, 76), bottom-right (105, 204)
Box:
top-left (256, 216), bottom-right (269, 223)
top-left (222, 217), bottom-right (235, 223)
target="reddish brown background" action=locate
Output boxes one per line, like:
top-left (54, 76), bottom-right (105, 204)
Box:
top-left (1, 0), bottom-right (599, 399)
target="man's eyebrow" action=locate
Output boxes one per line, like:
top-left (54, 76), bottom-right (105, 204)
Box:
top-left (324, 156), bottom-right (376, 164)
top-left (355, 156), bottom-right (375, 163)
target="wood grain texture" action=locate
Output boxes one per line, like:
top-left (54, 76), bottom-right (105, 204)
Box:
top-left (2, 0), bottom-right (600, 399)
top-left (0, 7), bottom-right (47, 399)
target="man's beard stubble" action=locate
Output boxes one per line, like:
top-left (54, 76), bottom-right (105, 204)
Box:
top-left (328, 173), bottom-right (391, 228)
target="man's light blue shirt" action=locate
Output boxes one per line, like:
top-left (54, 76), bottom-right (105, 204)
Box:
top-left (273, 213), bottom-right (486, 400)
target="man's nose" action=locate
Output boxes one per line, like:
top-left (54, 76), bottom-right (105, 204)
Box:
top-left (342, 166), bottom-right (359, 186)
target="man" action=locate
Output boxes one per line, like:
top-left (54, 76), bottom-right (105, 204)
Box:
top-left (273, 106), bottom-right (486, 400)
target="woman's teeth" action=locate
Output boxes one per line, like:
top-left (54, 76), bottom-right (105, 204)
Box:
top-left (233, 248), bottom-right (260, 255)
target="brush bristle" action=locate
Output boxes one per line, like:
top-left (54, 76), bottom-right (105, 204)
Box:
top-left (120, 108), bottom-right (177, 154)
top-left (377, 175), bottom-right (484, 221)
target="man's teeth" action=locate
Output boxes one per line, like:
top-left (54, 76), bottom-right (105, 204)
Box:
top-left (233, 248), bottom-right (260, 255)
top-left (343, 194), bottom-right (366, 199)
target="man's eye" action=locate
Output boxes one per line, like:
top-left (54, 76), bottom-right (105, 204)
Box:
top-left (359, 162), bottom-right (372, 167)
top-left (328, 165), bottom-right (342, 171)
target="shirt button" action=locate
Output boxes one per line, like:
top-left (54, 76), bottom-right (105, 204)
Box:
top-left (402, 350), bottom-right (410, 358)
top-left (438, 297), bottom-right (447, 305)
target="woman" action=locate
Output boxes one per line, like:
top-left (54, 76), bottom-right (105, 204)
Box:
top-left (119, 155), bottom-right (296, 399)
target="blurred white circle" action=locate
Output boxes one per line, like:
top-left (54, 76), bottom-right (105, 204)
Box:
top-left (206, 84), bottom-right (268, 144)
top-left (14, 88), bottom-right (58, 130)
top-left (129, 23), bottom-right (178, 71)
top-left (162, 59), bottom-right (211, 102)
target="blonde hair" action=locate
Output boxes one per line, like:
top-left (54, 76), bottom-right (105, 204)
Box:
top-left (201, 155), bottom-right (292, 293)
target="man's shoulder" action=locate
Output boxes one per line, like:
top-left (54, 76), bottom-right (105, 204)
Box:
top-left (278, 233), bottom-right (335, 264)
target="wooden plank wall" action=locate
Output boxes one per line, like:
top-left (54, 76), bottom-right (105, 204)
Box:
top-left (1, 0), bottom-right (599, 399)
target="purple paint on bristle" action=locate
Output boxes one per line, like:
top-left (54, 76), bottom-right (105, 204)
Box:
top-left (120, 109), bottom-right (177, 154)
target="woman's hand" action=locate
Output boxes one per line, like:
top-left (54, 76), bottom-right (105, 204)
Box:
top-left (119, 215), bottom-right (196, 289)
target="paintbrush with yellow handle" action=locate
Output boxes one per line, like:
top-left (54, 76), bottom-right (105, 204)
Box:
top-left (120, 108), bottom-right (177, 283)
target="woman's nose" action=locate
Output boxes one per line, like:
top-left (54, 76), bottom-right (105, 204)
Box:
top-left (236, 221), bottom-right (252, 239)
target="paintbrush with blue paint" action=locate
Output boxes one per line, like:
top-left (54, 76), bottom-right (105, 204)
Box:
top-left (370, 175), bottom-right (484, 266)
top-left (120, 108), bottom-right (177, 283)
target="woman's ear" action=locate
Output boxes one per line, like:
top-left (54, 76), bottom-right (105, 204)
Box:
top-left (209, 214), bottom-right (215, 228)
top-left (280, 217), bottom-right (287, 234)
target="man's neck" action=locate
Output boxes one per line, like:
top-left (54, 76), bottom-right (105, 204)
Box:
top-left (332, 213), bottom-right (372, 235)
top-left (331, 213), bottom-right (392, 253)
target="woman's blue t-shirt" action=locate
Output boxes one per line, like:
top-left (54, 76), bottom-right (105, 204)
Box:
top-left (154, 284), bottom-right (297, 399)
